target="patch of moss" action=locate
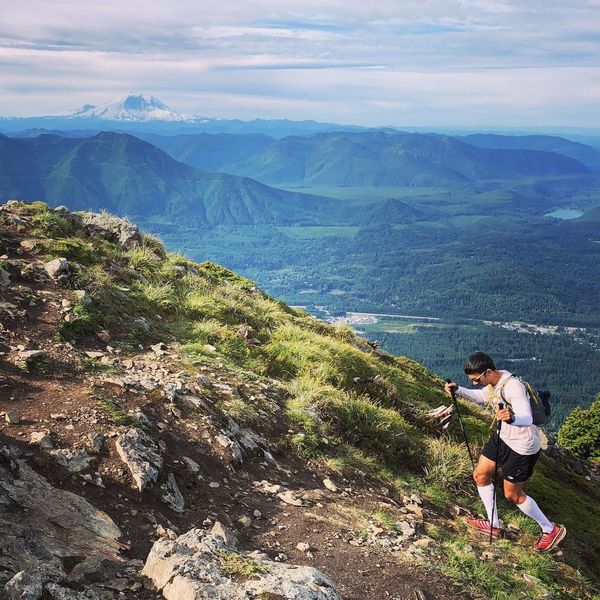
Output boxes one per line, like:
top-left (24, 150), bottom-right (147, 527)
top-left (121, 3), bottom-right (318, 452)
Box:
top-left (218, 550), bottom-right (267, 579)
top-left (41, 238), bottom-right (97, 264)
top-left (58, 301), bottom-right (99, 342)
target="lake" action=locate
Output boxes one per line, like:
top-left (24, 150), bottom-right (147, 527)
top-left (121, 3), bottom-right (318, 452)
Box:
top-left (544, 209), bottom-right (584, 220)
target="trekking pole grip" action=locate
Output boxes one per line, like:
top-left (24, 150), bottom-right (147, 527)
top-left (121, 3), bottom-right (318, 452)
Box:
top-left (497, 402), bottom-right (504, 432)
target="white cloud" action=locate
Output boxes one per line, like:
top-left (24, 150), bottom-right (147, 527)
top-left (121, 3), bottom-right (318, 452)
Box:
top-left (0, 1), bottom-right (599, 126)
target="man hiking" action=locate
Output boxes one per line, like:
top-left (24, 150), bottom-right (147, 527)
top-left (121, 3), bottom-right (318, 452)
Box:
top-left (445, 352), bottom-right (566, 551)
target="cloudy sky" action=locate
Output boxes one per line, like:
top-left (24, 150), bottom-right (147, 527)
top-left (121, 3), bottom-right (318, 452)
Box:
top-left (1, 1), bottom-right (599, 128)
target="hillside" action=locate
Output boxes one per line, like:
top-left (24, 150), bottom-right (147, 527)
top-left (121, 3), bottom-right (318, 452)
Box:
top-left (0, 133), bottom-right (341, 226)
top-left (460, 134), bottom-right (600, 171)
top-left (145, 131), bottom-right (590, 186)
top-left (0, 200), bottom-right (598, 599)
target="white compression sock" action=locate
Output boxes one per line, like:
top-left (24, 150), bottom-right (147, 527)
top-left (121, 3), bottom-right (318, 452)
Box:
top-left (477, 483), bottom-right (499, 528)
top-left (517, 495), bottom-right (553, 533)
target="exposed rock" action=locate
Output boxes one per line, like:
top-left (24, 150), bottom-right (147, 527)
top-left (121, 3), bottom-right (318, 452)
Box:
top-left (44, 258), bottom-right (70, 280)
top-left (150, 342), bottom-right (168, 356)
top-left (5, 569), bottom-right (58, 600)
top-left (254, 480), bottom-right (282, 495)
top-left (161, 473), bottom-right (185, 513)
top-left (87, 433), bottom-right (105, 454)
top-left (73, 290), bottom-right (91, 306)
top-left (278, 490), bottom-right (303, 506)
top-left (142, 527), bottom-right (341, 600)
top-left (81, 212), bottom-right (142, 248)
top-left (0, 267), bottom-right (10, 290)
top-left (0, 449), bottom-right (122, 591)
top-left (238, 515), bottom-right (252, 528)
top-left (5, 411), bottom-right (20, 424)
top-left (17, 349), bottom-right (46, 365)
top-left (210, 522), bottom-right (238, 548)
top-left (30, 432), bottom-right (54, 449)
top-left (44, 582), bottom-right (105, 599)
top-left (49, 449), bottom-right (95, 473)
top-left (323, 478), bottom-right (338, 492)
top-left (68, 552), bottom-right (124, 585)
top-left (181, 456), bottom-right (200, 474)
top-left (115, 428), bottom-right (163, 491)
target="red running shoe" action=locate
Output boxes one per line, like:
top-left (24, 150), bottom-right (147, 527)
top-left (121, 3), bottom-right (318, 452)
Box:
top-left (468, 517), bottom-right (501, 539)
top-left (534, 524), bottom-right (567, 551)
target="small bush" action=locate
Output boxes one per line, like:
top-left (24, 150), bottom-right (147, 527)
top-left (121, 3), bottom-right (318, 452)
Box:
top-left (30, 205), bottom-right (75, 237)
top-left (141, 232), bottom-right (167, 259)
top-left (372, 510), bottom-right (397, 530)
top-left (219, 396), bottom-right (260, 426)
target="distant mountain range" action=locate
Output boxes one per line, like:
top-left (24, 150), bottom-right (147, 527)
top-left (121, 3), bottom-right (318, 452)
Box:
top-left (0, 94), bottom-right (369, 138)
top-left (0, 128), bottom-right (595, 230)
top-left (144, 131), bottom-right (591, 186)
top-left (0, 132), bottom-right (340, 225)
top-left (459, 134), bottom-right (600, 171)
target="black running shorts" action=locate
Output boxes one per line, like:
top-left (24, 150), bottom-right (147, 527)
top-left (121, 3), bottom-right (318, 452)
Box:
top-left (481, 432), bottom-right (540, 483)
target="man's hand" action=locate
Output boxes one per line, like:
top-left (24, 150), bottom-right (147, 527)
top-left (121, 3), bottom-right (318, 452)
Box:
top-left (495, 406), bottom-right (514, 423)
top-left (444, 381), bottom-right (458, 396)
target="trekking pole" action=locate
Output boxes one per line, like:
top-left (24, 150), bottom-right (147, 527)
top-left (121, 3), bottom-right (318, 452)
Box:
top-left (490, 402), bottom-right (504, 545)
top-left (446, 379), bottom-right (476, 470)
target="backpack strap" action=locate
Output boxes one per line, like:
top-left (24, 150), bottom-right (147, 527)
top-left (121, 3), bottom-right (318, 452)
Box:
top-left (500, 373), bottom-right (530, 425)
top-left (497, 376), bottom-right (516, 425)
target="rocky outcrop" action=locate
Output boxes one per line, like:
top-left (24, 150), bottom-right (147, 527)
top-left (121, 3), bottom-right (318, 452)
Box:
top-left (115, 428), bottom-right (163, 491)
top-left (0, 446), bottom-right (123, 595)
top-left (142, 524), bottom-right (341, 600)
top-left (81, 212), bottom-right (142, 248)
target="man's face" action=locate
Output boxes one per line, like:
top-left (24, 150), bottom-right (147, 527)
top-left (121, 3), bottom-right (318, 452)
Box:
top-left (468, 369), bottom-right (488, 386)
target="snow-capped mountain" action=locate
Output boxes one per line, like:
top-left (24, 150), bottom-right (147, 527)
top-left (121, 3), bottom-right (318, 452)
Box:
top-left (68, 94), bottom-right (196, 122)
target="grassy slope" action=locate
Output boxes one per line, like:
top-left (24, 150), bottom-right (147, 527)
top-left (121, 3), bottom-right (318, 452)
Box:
top-left (9, 200), bottom-right (600, 599)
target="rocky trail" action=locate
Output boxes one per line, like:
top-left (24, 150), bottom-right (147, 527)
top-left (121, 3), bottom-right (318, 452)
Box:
top-left (1, 201), bottom-right (597, 600)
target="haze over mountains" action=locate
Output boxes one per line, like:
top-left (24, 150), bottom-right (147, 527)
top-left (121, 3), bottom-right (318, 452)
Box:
top-left (0, 126), bottom-right (596, 230)
top-left (0, 132), bottom-right (338, 225)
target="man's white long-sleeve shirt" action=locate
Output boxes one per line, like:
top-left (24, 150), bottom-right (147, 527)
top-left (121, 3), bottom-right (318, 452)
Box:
top-left (457, 370), bottom-right (541, 456)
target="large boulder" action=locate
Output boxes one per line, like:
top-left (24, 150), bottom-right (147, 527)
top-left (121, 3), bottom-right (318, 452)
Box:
top-left (142, 524), bottom-right (341, 600)
top-left (0, 447), bottom-right (122, 594)
top-left (81, 213), bottom-right (142, 248)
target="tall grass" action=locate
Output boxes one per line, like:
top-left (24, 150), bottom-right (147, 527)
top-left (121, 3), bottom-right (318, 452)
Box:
top-left (423, 436), bottom-right (472, 489)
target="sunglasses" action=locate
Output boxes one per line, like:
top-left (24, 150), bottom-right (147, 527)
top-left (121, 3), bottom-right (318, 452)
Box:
top-left (470, 370), bottom-right (488, 384)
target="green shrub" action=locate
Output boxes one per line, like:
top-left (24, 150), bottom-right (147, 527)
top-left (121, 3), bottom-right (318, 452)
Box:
top-left (141, 232), bottom-right (167, 259)
top-left (558, 395), bottom-right (600, 461)
top-left (218, 396), bottom-right (260, 426)
top-left (218, 550), bottom-right (267, 578)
